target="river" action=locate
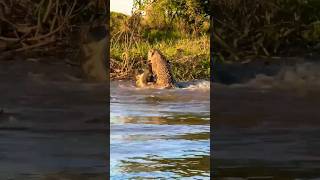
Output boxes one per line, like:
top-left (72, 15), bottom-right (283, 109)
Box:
top-left (0, 59), bottom-right (108, 179)
top-left (2, 57), bottom-right (319, 179)
top-left (110, 80), bottom-right (210, 179)
top-left (214, 61), bottom-right (320, 179)
top-left (0, 57), bottom-right (210, 179)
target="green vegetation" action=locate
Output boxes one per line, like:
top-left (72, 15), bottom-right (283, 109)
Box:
top-left (110, 0), bottom-right (210, 81)
top-left (212, 0), bottom-right (320, 62)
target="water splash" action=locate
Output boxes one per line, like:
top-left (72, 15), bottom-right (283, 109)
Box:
top-left (232, 62), bottom-right (320, 90)
top-left (112, 80), bottom-right (210, 91)
top-left (177, 80), bottom-right (210, 90)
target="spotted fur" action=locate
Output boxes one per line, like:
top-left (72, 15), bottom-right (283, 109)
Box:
top-left (148, 49), bottom-right (175, 88)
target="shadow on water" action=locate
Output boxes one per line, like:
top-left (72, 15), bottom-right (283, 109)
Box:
top-left (115, 114), bottom-right (209, 125)
top-left (120, 155), bottom-right (210, 179)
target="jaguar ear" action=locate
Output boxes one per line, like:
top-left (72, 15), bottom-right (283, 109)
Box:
top-left (151, 49), bottom-right (155, 56)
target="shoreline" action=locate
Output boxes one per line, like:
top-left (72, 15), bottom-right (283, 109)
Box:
top-left (1, 52), bottom-right (318, 84)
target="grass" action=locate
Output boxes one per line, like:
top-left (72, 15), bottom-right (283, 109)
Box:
top-left (110, 10), bottom-right (210, 81)
top-left (110, 35), bottom-right (210, 81)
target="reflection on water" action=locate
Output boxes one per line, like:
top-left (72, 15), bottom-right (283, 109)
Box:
top-left (110, 81), bottom-right (210, 179)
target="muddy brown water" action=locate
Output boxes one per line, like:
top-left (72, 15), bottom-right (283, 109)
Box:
top-left (0, 58), bottom-right (210, 179)
top-left (2, 56), bottom-right (320, 179)
top-left (110, 81), bottom-right (210, 179)
top-left (0, 59), bottom-right (108, 179)
top-left (213, 61), bottom-right (320, 179)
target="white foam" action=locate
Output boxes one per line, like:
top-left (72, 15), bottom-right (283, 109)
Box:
top-left (113, 80), bottom-right (210, 91)
top-left (241, 62), bottom-right (320, 90)
top-left (177, 80), bottom-right (210, 90)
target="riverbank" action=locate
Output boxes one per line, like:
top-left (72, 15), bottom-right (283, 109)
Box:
top-left (110, 9), bottom-right (210, 81)
top-left (110, 36), bottom-right (210, 81)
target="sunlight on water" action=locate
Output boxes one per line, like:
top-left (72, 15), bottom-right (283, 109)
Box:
top-left (110, 81), bottom-right (210, 179)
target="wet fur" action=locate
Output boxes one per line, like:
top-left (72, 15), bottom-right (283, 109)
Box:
top-left (136, 66), bottom-right (155, 87)
top-left (148, 49), bottom-right (175, 88)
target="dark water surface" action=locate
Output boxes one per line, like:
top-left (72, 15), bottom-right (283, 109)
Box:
top-left (214, 62), bottom-right (320, 179)
top-left (3, 57), bottom-right (320, 179)
top-left (0, 60), bottom-right (107, 179)
top-left (110, 81), bottom-right (210, 179)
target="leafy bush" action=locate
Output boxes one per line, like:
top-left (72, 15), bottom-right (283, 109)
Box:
top-left (110, 0), bottom-right (210, 80)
